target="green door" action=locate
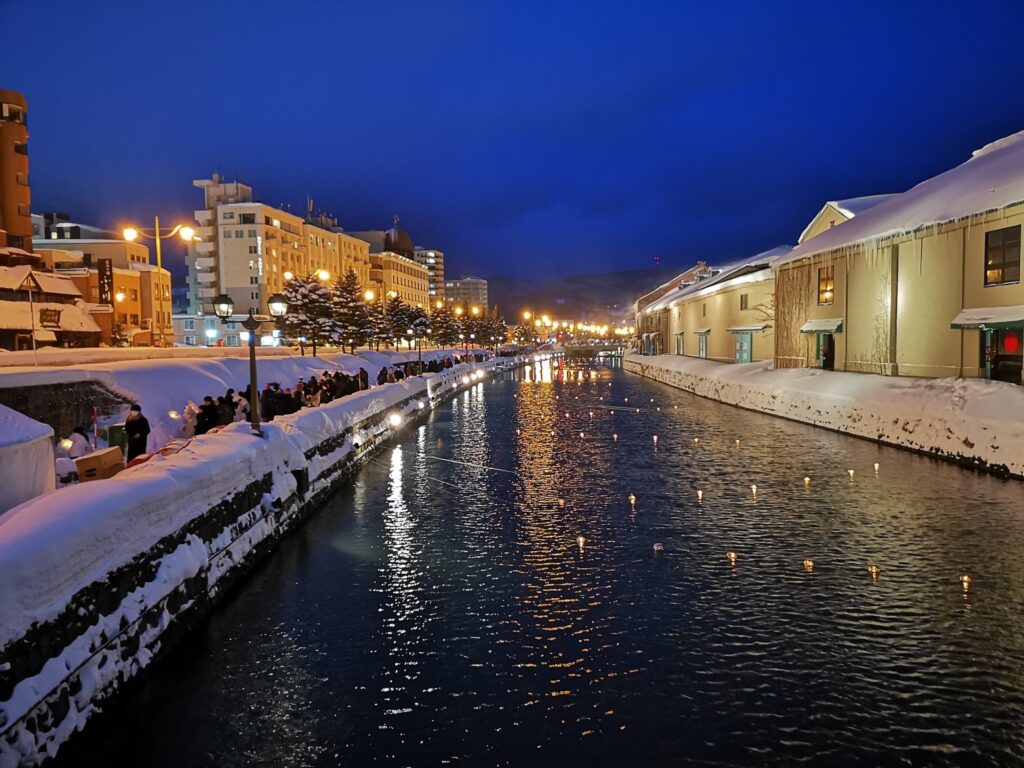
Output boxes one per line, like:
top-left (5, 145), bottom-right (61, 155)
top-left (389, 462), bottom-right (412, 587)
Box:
top-left (734, 333), bottom-right (752, 363)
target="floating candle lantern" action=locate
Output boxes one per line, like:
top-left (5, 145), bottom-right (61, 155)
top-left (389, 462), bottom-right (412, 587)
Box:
top-left (697, 490), bottom-right (704, 502)
top-left (727, 551), bottom-right (737, 565)
top-left (558, 498), bottom-right (566, 508)
top-left (577, 536), bottom-right (586, 549)
top-left (848, 469), bottom-right (855, 478)
top-left (628, 493), bottom-right (636, 505)
top-left (867, 564), bottom-right (881, 579)
top-left (735, 439), bottom-right (740, 447)
top-left (750, 484), bottom-right (757, 496)
top-left (961, 574), bottom-right (972, 590)
top-left (652, 435), bottom-right (658, 445)
top-left (874, 462), bottom-right (879, 473)
top-left (613, 433), bottom-right (619, 441)
top-left (803, 476), bottom-right (811, 486)
top-left (693, 437), bottom-right (700, 445)
top-left (653, 543), bottom-right (664, 554)
top-left (579, 432), bottom-right (585, 439)
top-left (803, 559), bottom-right (815, 572)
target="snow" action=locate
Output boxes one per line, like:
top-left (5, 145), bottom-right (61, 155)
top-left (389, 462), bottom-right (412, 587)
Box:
top-left (643, 246), bottom-right (789, 314)
top-left (0, 266), bottom-right (82, 296)
top-left (0, 348), bottom-right (478, 451)
top-left (799, 318), bottom-right (844, 333)
top-left (624, 352), bottom-right (1024, 478)
top-left (950, 305), bottom-right (1024, 328)
top-left (780, 130), bottom-right (1024, 263)
top-left (832, 194), bottom-right (897, 218)
top-left (0, 300), bottom-right (101, 333)
top-left (0, 405), bottom-right (55, 516)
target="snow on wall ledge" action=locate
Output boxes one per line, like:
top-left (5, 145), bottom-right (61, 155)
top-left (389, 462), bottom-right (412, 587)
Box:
top-left (623, 353), bottom-right (1024, 479)
top-left (0, 357), bottom-right (524, 767)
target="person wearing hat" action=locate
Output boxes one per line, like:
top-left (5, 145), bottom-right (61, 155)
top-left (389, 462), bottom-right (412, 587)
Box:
top-left (124, 403), bottom-right (151, 462)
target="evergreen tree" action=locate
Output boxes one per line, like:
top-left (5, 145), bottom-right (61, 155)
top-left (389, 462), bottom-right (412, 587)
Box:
top-left (486, 306), bottom-right (506, 348)
top-left (429, 305), bottom-right (460, 347)
top-left (279, 273), bottom-right (337, 356)
top-left (384, 294), bottom-right (412, 348)
top-left (331, 269), bottom-right (371, 352)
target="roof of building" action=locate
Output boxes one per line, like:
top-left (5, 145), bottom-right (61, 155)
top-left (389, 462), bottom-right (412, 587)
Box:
top-left (643, 246), bottom-right (790, 313)
top-left (0, 266), bottom-right (82, 297)
top-left (797, 194), bottom-right (896, 244)
top-left (0, 299), bottom-right (101, 333)
top-left (780, 130), bottom-right (1024, 265)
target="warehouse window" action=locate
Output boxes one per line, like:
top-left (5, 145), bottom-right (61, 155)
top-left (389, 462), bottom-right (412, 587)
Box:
top-left (740, 293), bottom-right (748, 310)
top-left (818, 266), bottom-right (835, 305)
top-left (985, 225), bottom-right (1021, 286)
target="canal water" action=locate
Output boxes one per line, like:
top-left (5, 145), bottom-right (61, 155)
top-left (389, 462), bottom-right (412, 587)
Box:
top-left (57, 359), bottom-right (1024, 767)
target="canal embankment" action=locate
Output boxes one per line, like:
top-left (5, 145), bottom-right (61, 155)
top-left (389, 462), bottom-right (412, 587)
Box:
top-left (624, 352), bottom-right (1024, 479)
top-left (0, 356), bottom-right (528, 767)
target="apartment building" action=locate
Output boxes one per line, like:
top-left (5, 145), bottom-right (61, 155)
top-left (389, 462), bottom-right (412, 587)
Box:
top-left (369, 251), bottom-right (430, 310)
top-left (413, 247), bottom-right (445, 303)
top-left (187, 173), bottom-right (371, 316)
top-left (444, 276), bottom-right (488, 309)
top-left (0, 89), bottom-right (36, 266)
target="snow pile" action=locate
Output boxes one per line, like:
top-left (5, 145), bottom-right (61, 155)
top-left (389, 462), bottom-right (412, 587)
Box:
top-left (780, 130), bottom-right (1024, 263)
top-left (0, 405), bottom-right (55, 515)
top-left (0, 348), bottom-right (480, 450)
top-left (624, 353), bottom-right (1024, 478)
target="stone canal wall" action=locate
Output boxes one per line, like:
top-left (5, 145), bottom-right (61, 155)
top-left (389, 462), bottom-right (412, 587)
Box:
top-left (0, 358), bottom-right (525, 767)
top-left (623, 352), bottom-right (1024, 479)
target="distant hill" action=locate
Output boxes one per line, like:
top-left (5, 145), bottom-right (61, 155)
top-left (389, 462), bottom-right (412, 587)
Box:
top-left (484, 267), bottom-right (680, 322)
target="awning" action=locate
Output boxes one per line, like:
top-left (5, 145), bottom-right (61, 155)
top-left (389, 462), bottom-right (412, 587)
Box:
top-left (672, 331), bottom-right (684, 336)
top-left (33, 329), bottom-right (57, 342)
top-left (727, 324), bottom-right (768, 333)
top-left (800, 318), bottom-right (843, 334)
top-left (950, 306), bottom-right (1024, 330)
top-left (694, 328), bottom-right (711, 335)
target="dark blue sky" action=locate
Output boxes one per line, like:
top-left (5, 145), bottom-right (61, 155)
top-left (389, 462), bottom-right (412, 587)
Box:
top-left (6, 0), bottom-right (1024, 281)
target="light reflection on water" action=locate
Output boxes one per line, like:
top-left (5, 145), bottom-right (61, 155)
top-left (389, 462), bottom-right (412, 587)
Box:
top-left (55, 360), bottom-right (1024, 768)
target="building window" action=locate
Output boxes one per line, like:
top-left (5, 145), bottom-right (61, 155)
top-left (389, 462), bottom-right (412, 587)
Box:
top-left (702, 303), bottom-right (706, 317)
top-left (248, 245), bottom-right (259, 254)
top-left (818, 266), bottom-right (835, 304)
top-left (15, 173), bottom-right (29, 186)
top-left (226, 322), bottom-right (237, 330)
top-left (205, 318), bottom-right (216, 329)
top-left (184, 319), bottom-right (195, 330)
top-left (250, 276), bottom-right (259, 284)
top-left (248, 229), bottom-right (257, 238)
top-left (14, 142), bottom-right (28, 156)
top-left (240, 213), bottom-right (255, 224)
top-left (740, 293), bottom-right (748, 310)
top-left (223, 211), bottom-right (235, 220)
top-left (184, 335), bottom-right (197, 345)
top-left (129, 289), bottom-right (138, 301)
top-left (985, 225), bottom-right (1021, 286)
top-left (250, 291), bottom-right (260, 300)
top-left (226, 335), bottom-right (240, 347)
top-left (130, 314), bottom-right (139, 325)
top-left (235, 229), bottom-right (244, 238)
top-left (224, 230), bottom-right (232, 238)
top-left (698, 334), bottom-right (708, 358)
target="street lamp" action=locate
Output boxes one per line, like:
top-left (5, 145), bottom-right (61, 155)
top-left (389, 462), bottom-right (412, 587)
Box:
top-left (212, 291), bottom-right (288, 436)
top-left (122, 217), bottom-right (197, 346)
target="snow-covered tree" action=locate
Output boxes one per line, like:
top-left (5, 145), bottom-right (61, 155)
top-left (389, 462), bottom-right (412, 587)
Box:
top-left (111, 323), bottom-right (131, 347)
top-left (279, 273), bottom-right (337, 356)
top-left (384, 294), bottom-right (412, 348)
top-left (331, 269), bottom-right (371, 352)
top-left (485, 306), bottom-right (507, 347)
top-left (429, 305), bottom-right (460, 347)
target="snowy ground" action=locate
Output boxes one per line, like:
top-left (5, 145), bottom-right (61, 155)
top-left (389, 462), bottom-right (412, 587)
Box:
top-left (624, 353), bottom-right (1024, 478)
top-left (0, 347), bottom-right (488, 450)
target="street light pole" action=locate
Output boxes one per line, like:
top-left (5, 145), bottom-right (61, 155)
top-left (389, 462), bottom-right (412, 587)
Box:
top-left (123, 217), bottom-right (197, 347)
top-left (213, 292), bottom-right (288, 437)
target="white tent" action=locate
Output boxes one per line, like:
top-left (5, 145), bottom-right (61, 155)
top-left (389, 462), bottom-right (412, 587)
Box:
top-left (0, 403), bottom-right (55, 514)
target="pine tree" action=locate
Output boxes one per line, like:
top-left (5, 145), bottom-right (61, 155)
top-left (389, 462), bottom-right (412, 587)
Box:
top-left (279, 273), bottom-right (337, 356)
top-left (384, 294), bottom-right (412, 348)
top-left (429, 305), bottom-right (460, 347)
top-left (331, 269), bottom-right (371, 353)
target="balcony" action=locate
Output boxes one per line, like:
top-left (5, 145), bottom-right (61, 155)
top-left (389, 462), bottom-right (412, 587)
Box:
top-left (195, 256), bottom-right (215, 270)
top-left (196, 241), bottom-right (215, 254)
top-left (197, 272), bottom-right (217, 284)
top-left (194, 210), bottom-right (213, 223)
top-left (197, 225), bottom-right (214, 239)
top-left (197, 287), bottom-right (217, 299)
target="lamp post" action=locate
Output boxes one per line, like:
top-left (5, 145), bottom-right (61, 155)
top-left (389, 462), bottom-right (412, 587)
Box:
top-left (123, 217), bottom-right (197, 346)
top-left (212, 291), bottom-right (288, 436)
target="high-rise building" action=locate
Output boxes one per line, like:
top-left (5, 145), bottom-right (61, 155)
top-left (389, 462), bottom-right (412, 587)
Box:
top-left (444, 276), bottom-right (488, 310)
top-left (413, 247), bottom-right (445, 306)
top-left (186, 173), bottom-right (371, 315)
top-left (0, 89), bottom-right (37, 267)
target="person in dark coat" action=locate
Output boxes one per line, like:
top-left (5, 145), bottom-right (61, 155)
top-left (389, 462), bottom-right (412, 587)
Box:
top-left (216, 396), bottom-right (234, 426)
top-left (260, 385), bottom-right (276, 421)
top-left (124, 403), bottom-right (151, 462)
top-left (196, 396), bottom-right (218, 434)
top-left (358, 368), bottom-right (369, 390)
top-left (377, 367), bottom-right (388, 386)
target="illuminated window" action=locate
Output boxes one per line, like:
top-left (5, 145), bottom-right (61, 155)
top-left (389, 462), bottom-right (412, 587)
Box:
top-left (984, 225), bottom-right (1020, 286)
top-left (818, 266), bottom-right (835, 305)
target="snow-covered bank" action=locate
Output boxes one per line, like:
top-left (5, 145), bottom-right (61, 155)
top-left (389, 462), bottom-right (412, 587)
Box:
top-left (624, 353), bottom-right (1024, 479)
top-left (0, 347), bottom-right (485, 450)
top-left (0, 355), bottom-right (527, 767)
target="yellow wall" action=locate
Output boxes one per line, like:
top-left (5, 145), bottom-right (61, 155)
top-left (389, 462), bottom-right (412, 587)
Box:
top-left (800, 204), bottom-right (851, 244)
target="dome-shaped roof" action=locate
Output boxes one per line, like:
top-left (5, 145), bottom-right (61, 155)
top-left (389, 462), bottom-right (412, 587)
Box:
top-left (384, 226), bottom-right (414, 258)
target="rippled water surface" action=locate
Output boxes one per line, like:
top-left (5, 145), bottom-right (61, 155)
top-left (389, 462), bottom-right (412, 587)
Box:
top-left (58, 360), bottom-right (1024, 767)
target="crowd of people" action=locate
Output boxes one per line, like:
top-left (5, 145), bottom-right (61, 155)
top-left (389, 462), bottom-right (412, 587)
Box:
top-left (188, 353), bottom-right (483, 436)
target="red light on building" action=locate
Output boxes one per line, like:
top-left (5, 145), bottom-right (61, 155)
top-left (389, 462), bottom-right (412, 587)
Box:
top-left (1003, 331), bottom-right (1020, 354)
